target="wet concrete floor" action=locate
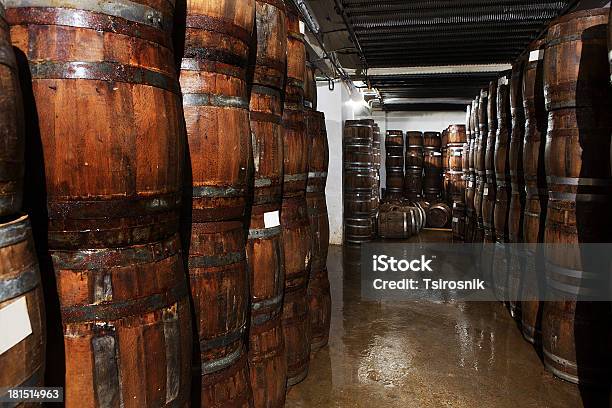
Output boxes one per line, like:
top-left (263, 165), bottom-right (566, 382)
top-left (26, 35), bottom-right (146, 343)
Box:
top-left (286, 231), bottom-right (602, 407)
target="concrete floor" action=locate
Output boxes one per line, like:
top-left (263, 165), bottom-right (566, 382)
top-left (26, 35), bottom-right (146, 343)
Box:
top-left (286, 231), bottom-right (605, 408)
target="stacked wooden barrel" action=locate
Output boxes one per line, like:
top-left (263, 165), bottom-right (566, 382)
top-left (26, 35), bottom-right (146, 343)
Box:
top-left (541, 8), bottom-right (612, 385)
top-left (378, 201), bottom-right (425, 239)
top-left (385, 130), bottom-right (405, 200)
top-left (178, 1), bottom-right (255, 405)
top-left (405, 131), bottom-right (424, 200)
top-left (282, 4), bottom-right (312, 387)
top-left (441, 129), bottom-right (449, 202)
top-left (247, 0), bottom-right (288, 405)
top-left (464, 105), bottom-right (476, 242)
top-left (520, 38), bottom-right (548, 345)
top-left (372, 123), bottom-right (382, 217)
top-left (422, 132), bottom-right (443, 200)
top-left (447, 125), bottom-right (466, 241)
top-left (0, 7), bottom-right (46, 396)
top-left (482, 81), bottom-right (497, 244)
top-left (343, 120), bottom-right (376, 244)
top-left (474, 90), bottom-right (488, 242)
top-left (7, 0), bottom-right (193, 404)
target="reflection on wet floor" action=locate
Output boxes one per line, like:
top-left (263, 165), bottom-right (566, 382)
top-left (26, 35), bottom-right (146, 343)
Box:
top-left (286, 231), bottom-right (601, 408)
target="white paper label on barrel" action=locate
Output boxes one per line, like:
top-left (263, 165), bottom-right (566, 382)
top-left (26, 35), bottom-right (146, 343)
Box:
top-left (299, 21), bottom-right (305, 34)
top-left (484, 187), bottom-right (489, 195)
top-left (0, 296), bottom-right (32, 355)
top-left (452, 217), bottom-right (459, 223)
top-left (433, 152), bottom-right (442, 156)
top-left (453, 150), bottom-right (462, 157)
top-left (529, 49), bottom-right (544, 62)
top-left (498, 76), bottom-right (508, 86)
top-left (469, 181), bottom-right (473, 187)
top-left (264, 211), bottom-right (280, 228)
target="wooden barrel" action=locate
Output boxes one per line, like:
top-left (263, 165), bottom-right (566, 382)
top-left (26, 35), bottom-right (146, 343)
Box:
top-left (247, 1), bottom-right (287, 404)
top-left (7, 0), bottom-right (185, 249)
top-left (378, 202), bottom-right (424, 239)
top-left (464, 105), bottom-right (476, 242)
top-left (482, 81), bottom-right (497, 244)
top-left (447, 125), bottom-right (466, 204)
top-left (426, 202), bottom-right (451, 229)
top-left (281, 196), bottom-right (312, 386)
top-left (441, 129), bottom-right (449, 202)
top-left (306, 111), bottom-right (330, 352)
top-left (422, 132), bottom-right (442, 200)
top-left (0, 215), bottom-right (45, 397)
top-left (0, 8), bottom-right (24, 217)
top-left (452, 201), bottom-right (466, 241)
top-left (372, 123), bottom-right (381, 203)
top-left (404, 131), bottom-right (423, 200)
top-left (542, 8), bottom-right (612, 385)
top-left (304, 63), bottom-right (317, 111)
top-left (521, 38), bottom-right (547, 344)
top-left (494, 75), bottom-right (511, 244)
top-left (474, 90), bottom-right (488, 242)
top-left (385, 130), bottom-right (405, 199)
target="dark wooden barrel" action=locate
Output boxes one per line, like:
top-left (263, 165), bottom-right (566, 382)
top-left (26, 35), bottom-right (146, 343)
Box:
top-left (542, 8), bottom-right (612, 385)
top-left (281, 196), bottom-right (312, 386)
top-left (521, 38), bottom-right (547, 344)
top-left (404, 131), bottom-right (424, 200)
top-left (426, 202), bottom-right (451, 229)
top-left (304, 63), bottom-right (317, 111)
top-left (464, 105), bottom-right (476, 242)
top-left (494, 76), bottom-right (511, 244)
top-left (6, 1), bottom-right (193, 405)
top-left (452, 201), bottom-right (466, 241)
top-left (306, 111), bottom-right (330, 352)
top-left (344, 121), bottom-right (374, 244)
top-left (378, 202), bottom-right (424, 239)
top-left (247, 1), bottom-right (287, 404)
top-left (422, 132), bottom-right (442, 200)
top-left (372, 123), bottom-right (381, 210)
top-left (446, 125), bottom-right (466, 204)
top-left (482, 81), bottom-right (497, 244)
top-left (441, 129), bottom-right (449, 201)
top-left (385, 130), bottom-right (405, 199)
top-left (0, 9), bottom-right (24, 217)
top-left (474, 90), bottom-right (488, 242)
top-left (0, 215), bottom-right (45, 397)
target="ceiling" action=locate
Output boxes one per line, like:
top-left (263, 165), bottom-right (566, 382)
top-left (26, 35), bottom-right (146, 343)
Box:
top-left (301, 0), bottom-right (606, 110)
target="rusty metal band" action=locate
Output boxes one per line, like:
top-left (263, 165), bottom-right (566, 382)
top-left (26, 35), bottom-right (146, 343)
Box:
top-left (546, 28), bottom-right (607, 48)
top-left (0, 263), bottom-right (40, 303)
top-left (4, 0), bottom-right (170, 31)
top-left (47, 193), bottom-right (180, 220)
top-left (250, 110), bottom-right (282, 124)
top-left (201, 346), bottom-right (243, 375)
top-left (542, 350), bottom-right (579, 384)
top-left (200, 324), bottom-right (247, 351)
top-left (182, 93), bottom-right (249, 109)
top-left (0, 216), bottom-right (29, 248)
top-left (253, 178), bottom-right (273, 188)
top-left (257, 0), bottom-right (286, 11)
top-left (284, 173), bottom-right (307, 182)
top-left (28, 61), bottom-right (180, 93)
top-left (308, 171), bottom-right (327, 179)
top-left (188, 251), bottom-right (245, 268)
top-left (546, 262), bottom-right (603, 293)
top-left (182, 47), bottom-right (248, 69)
top-left (255, 56), bottom-right (286, 74)
top-left (524, 210), bottom-right (541, 218)
top-left (251, 291), bottom-right (283, 320)
top-left (283, 103), bottom-right (304, 115)
top-left (192, 185), bottom-right (246, 198)
top-left (51, 236), bottom-right (179, 269)
top-left (248, 225), bottom-right (281, 239)
top-left (185, 14), bottom-right (251, 45)
top-left (180, 58), bottom-right (245, 79)
top-left (5, 7), bottom-right (171, 48)
top-left (525, 186), bottom-right (548, 197)
top-left (287, 31), bottom-right (304, 42)
top-left (547, 176), bottom-right (612, 187)
top-left (252, 84), bottom-right (282, 98)
top-left (61, 282), bottom-right (188, 323)
top-left (0, 39), bottom-right (17, 70)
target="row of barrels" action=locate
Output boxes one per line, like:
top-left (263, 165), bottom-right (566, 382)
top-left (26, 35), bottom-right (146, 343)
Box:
top-left (0, 0), bottom-right (331, 406)
top-left (343, 119), bottom-right (380, 244)
top-left (455, 7), bottom-right (612, 386)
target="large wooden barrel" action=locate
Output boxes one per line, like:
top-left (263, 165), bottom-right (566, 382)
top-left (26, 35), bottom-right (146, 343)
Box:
top-left (247, 1), bottom-right (287, 405)
top-left (494, 76), bottom-right (511, 244)
top-left (446, 125), bottom-right (466, 204)
top-left (441, 129), bottom-right (450, 202)
top-left (542, 8), bottom-right (612, 385)
top-left (385, 130), bottom-right (405, 200)
top-left (404, 131), bottom-right (424, 200)
top-left (482, 81), bottom-right (497, 244)
top-left (474, 90), bottom-right (488, 242)
top-left (0, 8), bottom-right (24, 217)
top-left (6, 1), bottom-right (193, 405)
top-left (306, 111), bottom-right (330, 352)
top-left (426, 202), bottom-right (451, 229)
top-left (378, 202), bottom-right (424, 239)
top-left (0, 215), bottom-right (45, 397)
top-left (422, 132), bottom-right (442, 200)
top-left (521, 38), bottom-right (547, 344)
top-left (464, 105), bottom-right (476, 243)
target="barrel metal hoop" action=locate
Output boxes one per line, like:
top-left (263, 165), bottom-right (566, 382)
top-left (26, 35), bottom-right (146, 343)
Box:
top-left (546, 28), bottom-right (607, 48)
top-left (287, 31), bottom-right (304, 42)
top-left (284, 173), bottom-right (307, 182)
top-left (253, 177), bottom-right (274, 188)
top-left (185, 14), bottom-right (251, 45)
top-left (257, 0), bottom-right (286, 11)
top-left (51, 236), bottom-right (180, 270)
top-left (179, 58), bottom-right (245, 80)
top-left (182, 93), bottom-right (249, 109)
top-left (255, 56), bottom-right (286, 75)
top-left (183, 47), bottom-right (248, 70)
top-left (548, 191), bottom-right (611, 202)
top-left (252, 292), bottom-right (283, 313)
top-left (547, 176), bottom-right (612, 187)
top-left (251, 84), bottom-right (282, 98)
top-left (0, 263), bottom-right (40, 303)
top-left (28, 61), bottom-right (180, 94)
top-left (545, 260), bottom-right (602, 281)
top-left (61, 282), bottom-right (188, 323)
top-left (188, 251), bottom-right (245, 268)
top-left (250, 111), bottom-right (282, 124)
top-left (200, 324), bottom-right (246, 351)
top-left (0, 217), bottom-right (29, 248)
top-left (4, 0), bottom-right (170, 30)
top-left (248, 225), bottom-right (281, 239)
top-left (307, 171), bottom-right (327, 179)
top-left (192, 186), bottom-right (246, 198)
top-left (201, 346), bottom-right (243, 375)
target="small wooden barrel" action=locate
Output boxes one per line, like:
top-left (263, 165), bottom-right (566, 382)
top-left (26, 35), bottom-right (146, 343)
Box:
top-left (422, 132), bottom-right (442, 200)
top-left (385, 130), bottom-right (405, 199)
top-left (0, 8), bottom-right (24, 217)
top-left (304, 63), bottom-right (317, 110)
top-left (426, 202), bottom-right (451, 229)
top-left (0, 215), bottom-right (45, 398)
top-left (451, 201), bottom-right (466, 241)
top-left (542, 8), bottom-right (612, 385)
top-left (252, 0), bottom-right (287, 90)
top-left (494, 76), bottom-right (512, 244)
top-left (521, 38), bottom-right (547, 344)
top-left (482, 81), bottom-right (497, 243)
top-left (281, 196), bottom-right (311, 386)
top-left (378, 201), bottom-right (424, 239)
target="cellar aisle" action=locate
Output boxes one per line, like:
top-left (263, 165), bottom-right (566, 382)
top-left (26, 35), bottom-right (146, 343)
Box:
top-left (286, 233), bottom-right (599, 408)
